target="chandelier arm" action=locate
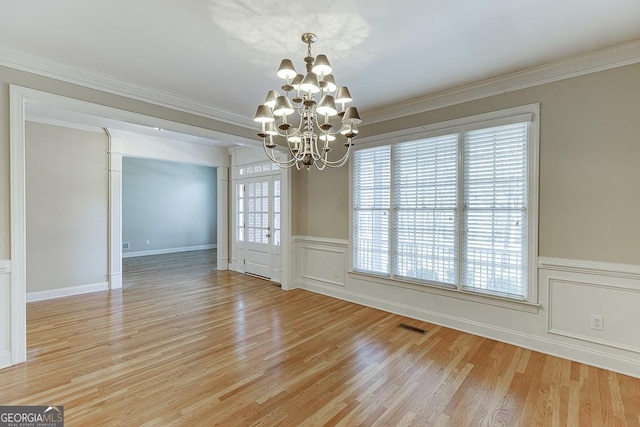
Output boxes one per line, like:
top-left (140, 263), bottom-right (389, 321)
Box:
top-left (263, 145), bottom-right (297, 169)
top-left (314, 161), bottom-right (327, 171)
top-left (310, 136), bottom-right (322, 161)
top-left (286, 137), bottom-right (306, 161)
top-left (315, 142), bottom-right (354, 168)
top-left (272, 114), bottom-right (304, 143)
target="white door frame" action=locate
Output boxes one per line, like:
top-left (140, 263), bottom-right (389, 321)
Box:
top-left (230, 150), bottom-right (292, 289)
top-left (6, 85), bottom-right (252, 367)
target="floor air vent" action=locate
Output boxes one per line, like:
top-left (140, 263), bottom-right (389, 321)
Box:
top-left (398, 323), bottom-right (427, 334)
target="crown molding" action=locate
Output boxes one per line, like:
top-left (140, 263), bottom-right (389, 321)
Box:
top-left (0, 44), bottom-right (255, 129)
top-left (3, 39), bottom-right (640, 131)
top-left (363, 39), bottom-right (640, 125)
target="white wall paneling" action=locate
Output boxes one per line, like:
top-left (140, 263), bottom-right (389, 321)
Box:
top-left (540, 257), bottom-right (640, 357)
top-left (217, 167), bottom-right (229, 270)
top-left (547, 278), bottom-right (640, 353)
top-left (293, 236), bottom-right (640, 378)
top-left (9, 86), bottom-right (27, 366)
top-left (0, 261), bottom-right (12, 368)
top-left (108, 147), bottom-right (123, 289)
top-left (293, 236), bottom-right (347, 288)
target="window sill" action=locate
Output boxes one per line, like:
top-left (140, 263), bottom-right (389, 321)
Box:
top-left (347, 271), bottom-right (541, 314)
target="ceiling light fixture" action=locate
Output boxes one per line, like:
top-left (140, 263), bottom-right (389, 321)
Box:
top-left (254, 32), bottom-right (361, 170)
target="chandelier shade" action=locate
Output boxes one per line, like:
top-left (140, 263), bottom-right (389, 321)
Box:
top-left (255, 32), bottom-right (362, 170)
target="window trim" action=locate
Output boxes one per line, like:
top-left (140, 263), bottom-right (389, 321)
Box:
top-left (349, 104), bottom-right (540, 304)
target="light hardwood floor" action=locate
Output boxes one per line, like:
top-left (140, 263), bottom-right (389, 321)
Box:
top-left (1, 250), bottom-right (639, 426)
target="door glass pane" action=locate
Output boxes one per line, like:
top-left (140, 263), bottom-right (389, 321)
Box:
top-left (273, 179), bottom-right (281, 246)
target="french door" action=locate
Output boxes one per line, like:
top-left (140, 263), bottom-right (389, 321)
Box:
top-left (238, 176), bottom-right (281, 279)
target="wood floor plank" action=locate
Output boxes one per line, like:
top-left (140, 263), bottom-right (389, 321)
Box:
top-left (0, 249), bottom-right (638, 426)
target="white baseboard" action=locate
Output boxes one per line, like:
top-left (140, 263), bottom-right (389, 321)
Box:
top-left (0, 350), bottom-right (11, 369)
top-left (27, 281), bottom-right (109, 302)
top-left (110, 272), bottom-right (123, 289)
top-left (122, 244), bottom-right (217, 258)
top-left (217, 257), bottom-right (229, 271)
top-left (299, 279), bottom-right (640, 378)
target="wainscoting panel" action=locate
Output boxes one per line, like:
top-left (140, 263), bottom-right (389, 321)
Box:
top-left (548, 278), bottom-right (640, 353)
top-left (294, 237), bottom-right (347, 288)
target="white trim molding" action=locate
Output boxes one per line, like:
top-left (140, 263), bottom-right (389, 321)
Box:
top-left (108, 139), bottom-right (123, 290)
top-left (0, 351), bottom-right (11, 370)
top-left (547, 279), bottom-right (640, 354)
top-left (9, 85), bottom-right (27, 365)
top-left (0, 261), bottom-right (11, 369)
top-left (26, 282), bottom-right (110, 303)
top-left (122, 244), bottom-right (217, 259)
top-left (538, 256), bottom-right (640, 280)
top-left (217, 167), bottom-right (229, 271)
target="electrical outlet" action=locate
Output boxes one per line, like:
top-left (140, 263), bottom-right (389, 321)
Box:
top-left (590, 314), bottom-right (604, 331)
top-left (145, 240), bottom-right (150, 246)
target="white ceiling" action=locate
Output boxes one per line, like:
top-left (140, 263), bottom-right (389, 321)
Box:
top-left (3, 0), bottom-right (640, 141)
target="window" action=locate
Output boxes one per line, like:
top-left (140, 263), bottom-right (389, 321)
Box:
top-left (352, 105), bottom-right (538, 301)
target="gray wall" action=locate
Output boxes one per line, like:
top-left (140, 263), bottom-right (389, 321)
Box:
top-left (122, 157), bottom-right (217, 254)
top-left (26, 121), bottom-right (108, 292)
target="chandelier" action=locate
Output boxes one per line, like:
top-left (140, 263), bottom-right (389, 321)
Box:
top-left (254, 32), bottom-right (361, 170)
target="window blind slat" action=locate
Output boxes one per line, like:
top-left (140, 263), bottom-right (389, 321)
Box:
top-left (462, 122), bottom-right (528, 299)
top-left (393, 135), bottom-right (458, 283)
top-left (353, 146), bottom-right (391, 274)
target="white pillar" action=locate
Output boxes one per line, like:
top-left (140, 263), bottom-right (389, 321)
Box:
top-left (217, 166), bottom-right (229, 270)
top-left (108, 149), bottom-right (123, 289)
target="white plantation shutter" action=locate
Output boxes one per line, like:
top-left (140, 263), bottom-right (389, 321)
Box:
top-left (351, 105), bottom-right (537, 302)
top-left (462, 122), bottom-right (528, 298)
top-left (393, 135), bottom-right (458, 284)
top-left (353, 146), bottom-right (391, 274)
